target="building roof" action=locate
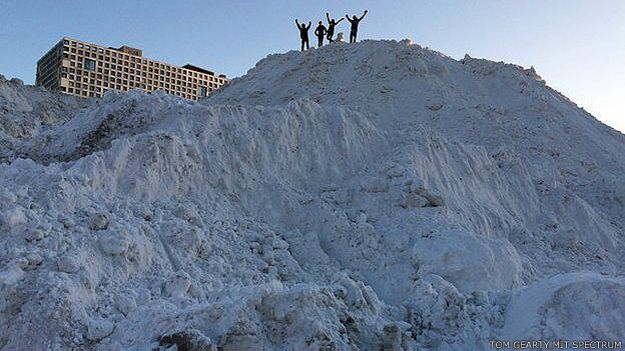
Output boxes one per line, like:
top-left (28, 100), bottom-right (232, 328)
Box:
top-left (182, 64), bottom-right (215, 76)
top-left (113, 45), bottom-right (143, 57)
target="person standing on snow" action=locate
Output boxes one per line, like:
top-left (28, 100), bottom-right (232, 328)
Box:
top-left (345, 10), bottom-right (368, 43)
top-left (325, 12), bottom-right (344, 43)
top-left (314, 21), bottom-right (328, 47)
top-left (295, 19), bottom-right (311, 51)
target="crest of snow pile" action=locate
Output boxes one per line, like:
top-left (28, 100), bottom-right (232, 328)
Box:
top-left (0, 74), bottom-right (87, 162)
top-left (0, 40), bottom-right (624, 350)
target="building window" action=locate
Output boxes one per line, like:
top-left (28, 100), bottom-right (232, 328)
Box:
top-left (84, 58), bottom-right (96, 71)
top-left (199, 86), bottom-right (207, 97)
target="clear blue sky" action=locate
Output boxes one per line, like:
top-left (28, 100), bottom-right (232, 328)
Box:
top-left (1, 1), bottom-right (624, 131)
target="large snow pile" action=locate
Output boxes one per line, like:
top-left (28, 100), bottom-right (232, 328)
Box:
top-left (1, 40), bottom-right (624, 350)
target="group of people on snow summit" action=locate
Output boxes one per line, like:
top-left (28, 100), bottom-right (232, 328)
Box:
top-left (295, 10), bottom-right (368, 51)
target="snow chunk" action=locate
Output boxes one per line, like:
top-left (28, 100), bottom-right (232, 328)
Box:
top-left (57, 255), bottom-right (80, 273)
top-left (164, 271), bottom-right (192, 298)
top-left (502, 273), bottom-right (625, 341)
top-left (90, 212), bottom-right (110, 231)
top-left (412, 230), bottom-right (522, 292)
top-left (160, 329), bottom-right (216, 351)
top-left (86, 318), bottom-right (115, 341)
top-left (98, 230), bottom-right (130, 255)
top-left (2, 206), bottom-right (27, 230)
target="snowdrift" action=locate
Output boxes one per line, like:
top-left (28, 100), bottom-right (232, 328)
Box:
top-left (0, 40), bottom-right (624, 350)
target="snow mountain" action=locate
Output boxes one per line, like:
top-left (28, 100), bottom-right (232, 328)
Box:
top-left (0, 40), bottom-right (624, 350)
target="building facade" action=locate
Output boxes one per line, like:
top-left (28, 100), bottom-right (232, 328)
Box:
top-left (36, 37), bottom-right (228, 100)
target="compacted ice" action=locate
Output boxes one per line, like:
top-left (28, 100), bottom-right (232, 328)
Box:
top-left (0, 40), bottom-right (624, 350)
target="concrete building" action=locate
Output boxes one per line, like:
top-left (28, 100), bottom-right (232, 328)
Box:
top-left (36, 37), bottom-right (228, 100)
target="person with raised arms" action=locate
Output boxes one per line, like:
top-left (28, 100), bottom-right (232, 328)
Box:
top-left (345, 10), bottom-right (368, 43)
top-left (295, 19), bottom-right (312, 51)
top-left (325, 12), bottom-right (345, 43)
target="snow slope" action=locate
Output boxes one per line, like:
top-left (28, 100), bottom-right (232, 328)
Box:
top-left (0, 40), bottom-right (624, 350)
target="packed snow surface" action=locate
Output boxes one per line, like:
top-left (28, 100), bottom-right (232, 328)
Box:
top-left (1, 40), bottom-right (624, 350)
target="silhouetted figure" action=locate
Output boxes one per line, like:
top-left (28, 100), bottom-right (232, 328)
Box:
top-left (345, 10), bottom-right (368, 43)
top-left (314, 21), bottom-right (328, 47)
top-left (326, 12), bottom-right (345, 43)
top-left (295, 19), bottom-right (311, 51)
